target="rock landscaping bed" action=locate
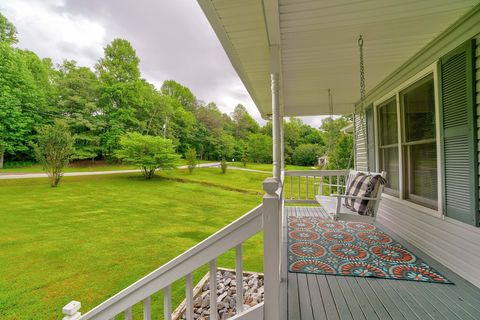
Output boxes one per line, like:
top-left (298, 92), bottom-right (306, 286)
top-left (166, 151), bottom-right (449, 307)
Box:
top-left (173, 268), bottom-right (264, 320)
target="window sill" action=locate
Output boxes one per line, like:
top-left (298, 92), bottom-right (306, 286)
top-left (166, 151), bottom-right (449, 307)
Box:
top-left (381, 194), bottom-right (442, 219)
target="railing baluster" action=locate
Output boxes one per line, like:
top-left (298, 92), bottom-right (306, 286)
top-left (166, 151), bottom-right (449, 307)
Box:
top-left (164, 285), bottom-right (172, 320)
top-left (124, 307), bottom-right (132, 320)
top-left (210, 259), bottom-right (218, 320)
top-left (186, 273), bottom-right (194, 320)
top-left (337, 175), bottom-right (340, 194)
top-left (290, 176), bottom-right (293, 199)
top-left (305, 176), bottom-right (308, 200)
top-left (143, 296), bottom-right (151, 320)
top-left (236, 244), bottom-right (244, 314)
top-left (297, 176), bottom-right (300, 200)
top-left (328, 176), bottom-right (332, 195)
top-left (320, 176), bottom-right (324, 195)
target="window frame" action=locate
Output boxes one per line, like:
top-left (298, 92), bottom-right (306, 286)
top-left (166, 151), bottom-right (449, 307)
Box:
top-left (373, 63), bottom-right (443, 218)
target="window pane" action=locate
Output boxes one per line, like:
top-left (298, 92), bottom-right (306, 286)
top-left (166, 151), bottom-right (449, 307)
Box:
top-left (403, 77), bottom-right (435, 142)
top-left (379, 99), bottom-right (398, 146)
top-left (381, 147), bottom-right (399, 191)
top-left (410, 143), bottom-right (437, 201)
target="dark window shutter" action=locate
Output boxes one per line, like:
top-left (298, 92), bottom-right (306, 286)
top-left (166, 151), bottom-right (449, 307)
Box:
top-left (440, 39), bottom-right (478, 226)
top-left (366, 106), bottom-right (375, 171)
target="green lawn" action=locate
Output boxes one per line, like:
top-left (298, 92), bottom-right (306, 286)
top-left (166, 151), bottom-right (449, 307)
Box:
top-left (0, 159), bottom-right (213, 174)
top-left (228, 162), bottom-right (315, 172)
top-left (0, 169), bottom-right (267, 319)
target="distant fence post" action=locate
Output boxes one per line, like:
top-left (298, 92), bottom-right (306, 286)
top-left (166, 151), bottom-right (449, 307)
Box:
top-left (262, 177), bottom-right (281, 320)
top-left (62, 301), bottom-right (81, 320)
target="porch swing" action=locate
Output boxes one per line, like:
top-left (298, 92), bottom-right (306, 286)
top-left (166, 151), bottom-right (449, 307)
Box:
top-left (314, 35), bottom-right (387, 224)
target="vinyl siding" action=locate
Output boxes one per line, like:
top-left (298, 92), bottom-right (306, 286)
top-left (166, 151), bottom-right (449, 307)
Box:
top-left (354, 6), bottom-right (480, 288)
top-left (354, 113), bottom-right (368, 171)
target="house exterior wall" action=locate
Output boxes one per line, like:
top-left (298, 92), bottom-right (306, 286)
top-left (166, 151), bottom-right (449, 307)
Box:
top-left (354, 7), bottom-right (480, 288)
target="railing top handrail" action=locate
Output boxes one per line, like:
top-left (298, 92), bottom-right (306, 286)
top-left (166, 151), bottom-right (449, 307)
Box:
top-left (79, 204), bottom-right (263, 319)
top-left (284, 169), bottom-right (349, 177)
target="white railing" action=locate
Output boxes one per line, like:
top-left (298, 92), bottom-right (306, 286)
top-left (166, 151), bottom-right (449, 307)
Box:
top-left (284, 170), bottom-right (349, 203)
top-left (62, 178), bottom-right (283, 320)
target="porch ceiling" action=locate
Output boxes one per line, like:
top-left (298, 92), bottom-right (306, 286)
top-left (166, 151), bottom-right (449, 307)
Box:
top-left (197, 0), bottom-right (479, 118)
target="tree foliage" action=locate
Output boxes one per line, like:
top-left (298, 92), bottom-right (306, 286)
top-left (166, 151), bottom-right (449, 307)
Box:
top-left (292, 144), bottom-right (322, 166)
top-left (185, 147), bottom-right (197, 174)
top-left (116, 132), bottom-right (180, 179)
top-left (33, 120), bottom-right (74, 187)
top-left (0, 15), bottom-right (354, 169)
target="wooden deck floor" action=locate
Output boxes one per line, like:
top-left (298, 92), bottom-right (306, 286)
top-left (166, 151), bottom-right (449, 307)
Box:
top-left (285, 206), bottom-right (480, 320)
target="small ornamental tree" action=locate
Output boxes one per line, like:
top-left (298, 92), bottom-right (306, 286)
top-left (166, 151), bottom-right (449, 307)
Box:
top-left (116, 132), bottom-right (180, 179)
top-left (185, 147), bottom-right (197, 174)
top-left (220, 158), bottom-right (228, 174)
top-left (33, 120), bottom-right (74, 187)
top-left (241, 152), bottom-right (248, 167)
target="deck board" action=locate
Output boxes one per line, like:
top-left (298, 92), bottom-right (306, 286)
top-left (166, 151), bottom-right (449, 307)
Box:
top-left (285, 206), bottom-right (480, 320)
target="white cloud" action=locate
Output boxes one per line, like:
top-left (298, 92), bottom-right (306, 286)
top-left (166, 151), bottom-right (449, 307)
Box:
top-left (0, 0), bottom-right (106, 67)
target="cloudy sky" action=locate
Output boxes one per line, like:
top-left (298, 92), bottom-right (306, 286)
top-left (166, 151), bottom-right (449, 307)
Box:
top-left (0, 0), bottom-right (325, 127)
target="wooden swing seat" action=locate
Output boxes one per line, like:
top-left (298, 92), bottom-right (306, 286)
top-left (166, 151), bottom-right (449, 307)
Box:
top-left (315, 170), bottom-right (387, 223)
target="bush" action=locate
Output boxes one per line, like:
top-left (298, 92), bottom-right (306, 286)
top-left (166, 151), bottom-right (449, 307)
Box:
top-left (116, 132), bottom-right (180, 179)
top-left (33, 120), bottom-right (74, 187)
top-left (220, 158), bottom-right (228, 174)
top-left (185, 147), bottom-right (197, 174)
top-left (292, 144), bottom-right (321, 166)
top-left (241, 153), bottom-right (248, 167)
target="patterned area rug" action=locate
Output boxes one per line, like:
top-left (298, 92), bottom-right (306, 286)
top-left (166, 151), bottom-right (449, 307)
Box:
top-left (288, 216), bottom-right (452, 284)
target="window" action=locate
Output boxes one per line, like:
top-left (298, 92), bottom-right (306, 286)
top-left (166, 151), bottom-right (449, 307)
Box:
top-left (378, 98), bottom-right (399, 195)
top-left (401, 76), bottom-right (437, 208)
top-left (376, 74), bottom-right (438, 209)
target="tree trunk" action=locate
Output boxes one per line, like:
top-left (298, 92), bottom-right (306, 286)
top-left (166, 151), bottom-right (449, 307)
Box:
top-left (0, 152), bottom-right (3, 169)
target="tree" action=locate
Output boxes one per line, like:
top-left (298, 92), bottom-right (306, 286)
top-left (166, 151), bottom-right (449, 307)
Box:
top-left (96, 39), bottom-right (143, 158)
top-left (0, 13), bottom-right (18, 45)
top-left (232, 104), bottom-right (259, 139)
top-left (220, 158), bottom-right (228, 174)
top-left (116, 132), bottom-right (180, 179)
top-left (292, 144), bottom-right (322, 166)
top-left (0, 43), bottom-right (45, 164)
top-left (328, 133), bottom-right (353, 169)
top-left (33, 120), bottom-right (74, 187)
top-left (57, 60), bottom-right (101, 160)
top-left (247, 133), bottom-right (272, 163)
top-left (185, 147), bottom-right (197, 174)
top-left (161, 80), bottom-right (198, 112)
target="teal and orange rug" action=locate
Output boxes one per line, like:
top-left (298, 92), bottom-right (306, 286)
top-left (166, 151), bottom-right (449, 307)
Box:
top-left (288, 216), bottom-right (452, 284)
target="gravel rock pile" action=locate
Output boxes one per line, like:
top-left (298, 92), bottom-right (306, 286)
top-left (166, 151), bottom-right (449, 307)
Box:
top-left (179, 269), bottom-right (264, 320)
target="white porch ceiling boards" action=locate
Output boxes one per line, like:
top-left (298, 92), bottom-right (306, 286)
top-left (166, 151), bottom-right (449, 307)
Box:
top-left (198, 0), bottom-right (479, 117)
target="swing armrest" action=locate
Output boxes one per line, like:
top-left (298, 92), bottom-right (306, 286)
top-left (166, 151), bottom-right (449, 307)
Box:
top-left (330, 194), bottom-right (378, 200)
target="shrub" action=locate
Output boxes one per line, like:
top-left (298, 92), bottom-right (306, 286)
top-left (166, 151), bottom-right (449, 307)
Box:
top-left (220, 158), bottom-right (228, 174)
top-left (292, 144), bottom-right (321, 166)
top-left (241, 153), bottom-right (248, 167)
top-left (185, 147), bottom-right (197, 174)
top-left (33, 120), bottom-right (74, 187)
top-left (116, 132), bottom-right (180, 179)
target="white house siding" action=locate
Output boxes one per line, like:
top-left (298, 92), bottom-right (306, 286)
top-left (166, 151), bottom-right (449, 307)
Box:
top-left (354, 113), bottom-right (368, 171)
top-left (354, 7), bottom-right (480, 288)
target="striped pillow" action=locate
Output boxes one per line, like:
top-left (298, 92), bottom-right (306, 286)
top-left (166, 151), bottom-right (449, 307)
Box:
top-left (344, 173), bottom-right (385, 216)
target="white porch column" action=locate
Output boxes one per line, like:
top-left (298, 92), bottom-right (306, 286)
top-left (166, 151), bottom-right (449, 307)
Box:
top-left (271, 73), bottom-right (281, 180)
top-left (262, 178), bottom-right (280, 320)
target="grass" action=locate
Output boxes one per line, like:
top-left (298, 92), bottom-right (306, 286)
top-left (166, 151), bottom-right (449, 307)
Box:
top-left (228, 162), bottom-right (315, 172)
top-left (0, 159), bottom-right (217, 174)
top-left (0, 168), bottom-right (267, 319)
